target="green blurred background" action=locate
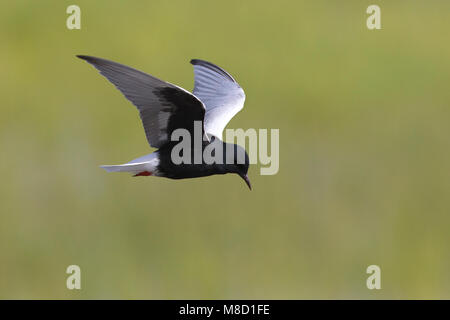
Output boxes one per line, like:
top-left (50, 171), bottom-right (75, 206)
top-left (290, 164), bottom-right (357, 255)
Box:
top-left (1, 0), bottom-right (449, 299)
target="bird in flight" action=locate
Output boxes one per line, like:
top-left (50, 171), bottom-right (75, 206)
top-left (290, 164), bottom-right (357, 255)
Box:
top-left (77, 56), bottom-right (251, 189)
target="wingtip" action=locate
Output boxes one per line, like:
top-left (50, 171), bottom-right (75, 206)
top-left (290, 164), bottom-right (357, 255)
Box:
top-left (190, 59), bottom-right (236, 82)
top-left (76, 55), bottom-right (94, 62)
top-left (190, 59), bottom-right (213, 67)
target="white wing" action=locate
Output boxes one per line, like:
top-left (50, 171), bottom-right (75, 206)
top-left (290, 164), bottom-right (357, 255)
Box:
top-left (191, 59), bottom-right (245, 139)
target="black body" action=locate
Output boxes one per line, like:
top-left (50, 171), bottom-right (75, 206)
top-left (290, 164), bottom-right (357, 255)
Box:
top-left (157, 138), bottom-right (249, 180)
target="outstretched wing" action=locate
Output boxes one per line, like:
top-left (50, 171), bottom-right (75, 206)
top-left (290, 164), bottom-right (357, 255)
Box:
top-left (78, 55), bottom-right (207, 148)
top-left (191, 59), bottom-right (245, 139)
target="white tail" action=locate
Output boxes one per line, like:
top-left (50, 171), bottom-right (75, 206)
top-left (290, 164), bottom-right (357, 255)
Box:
top-left (100, 152), bottom-right (159, 176)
